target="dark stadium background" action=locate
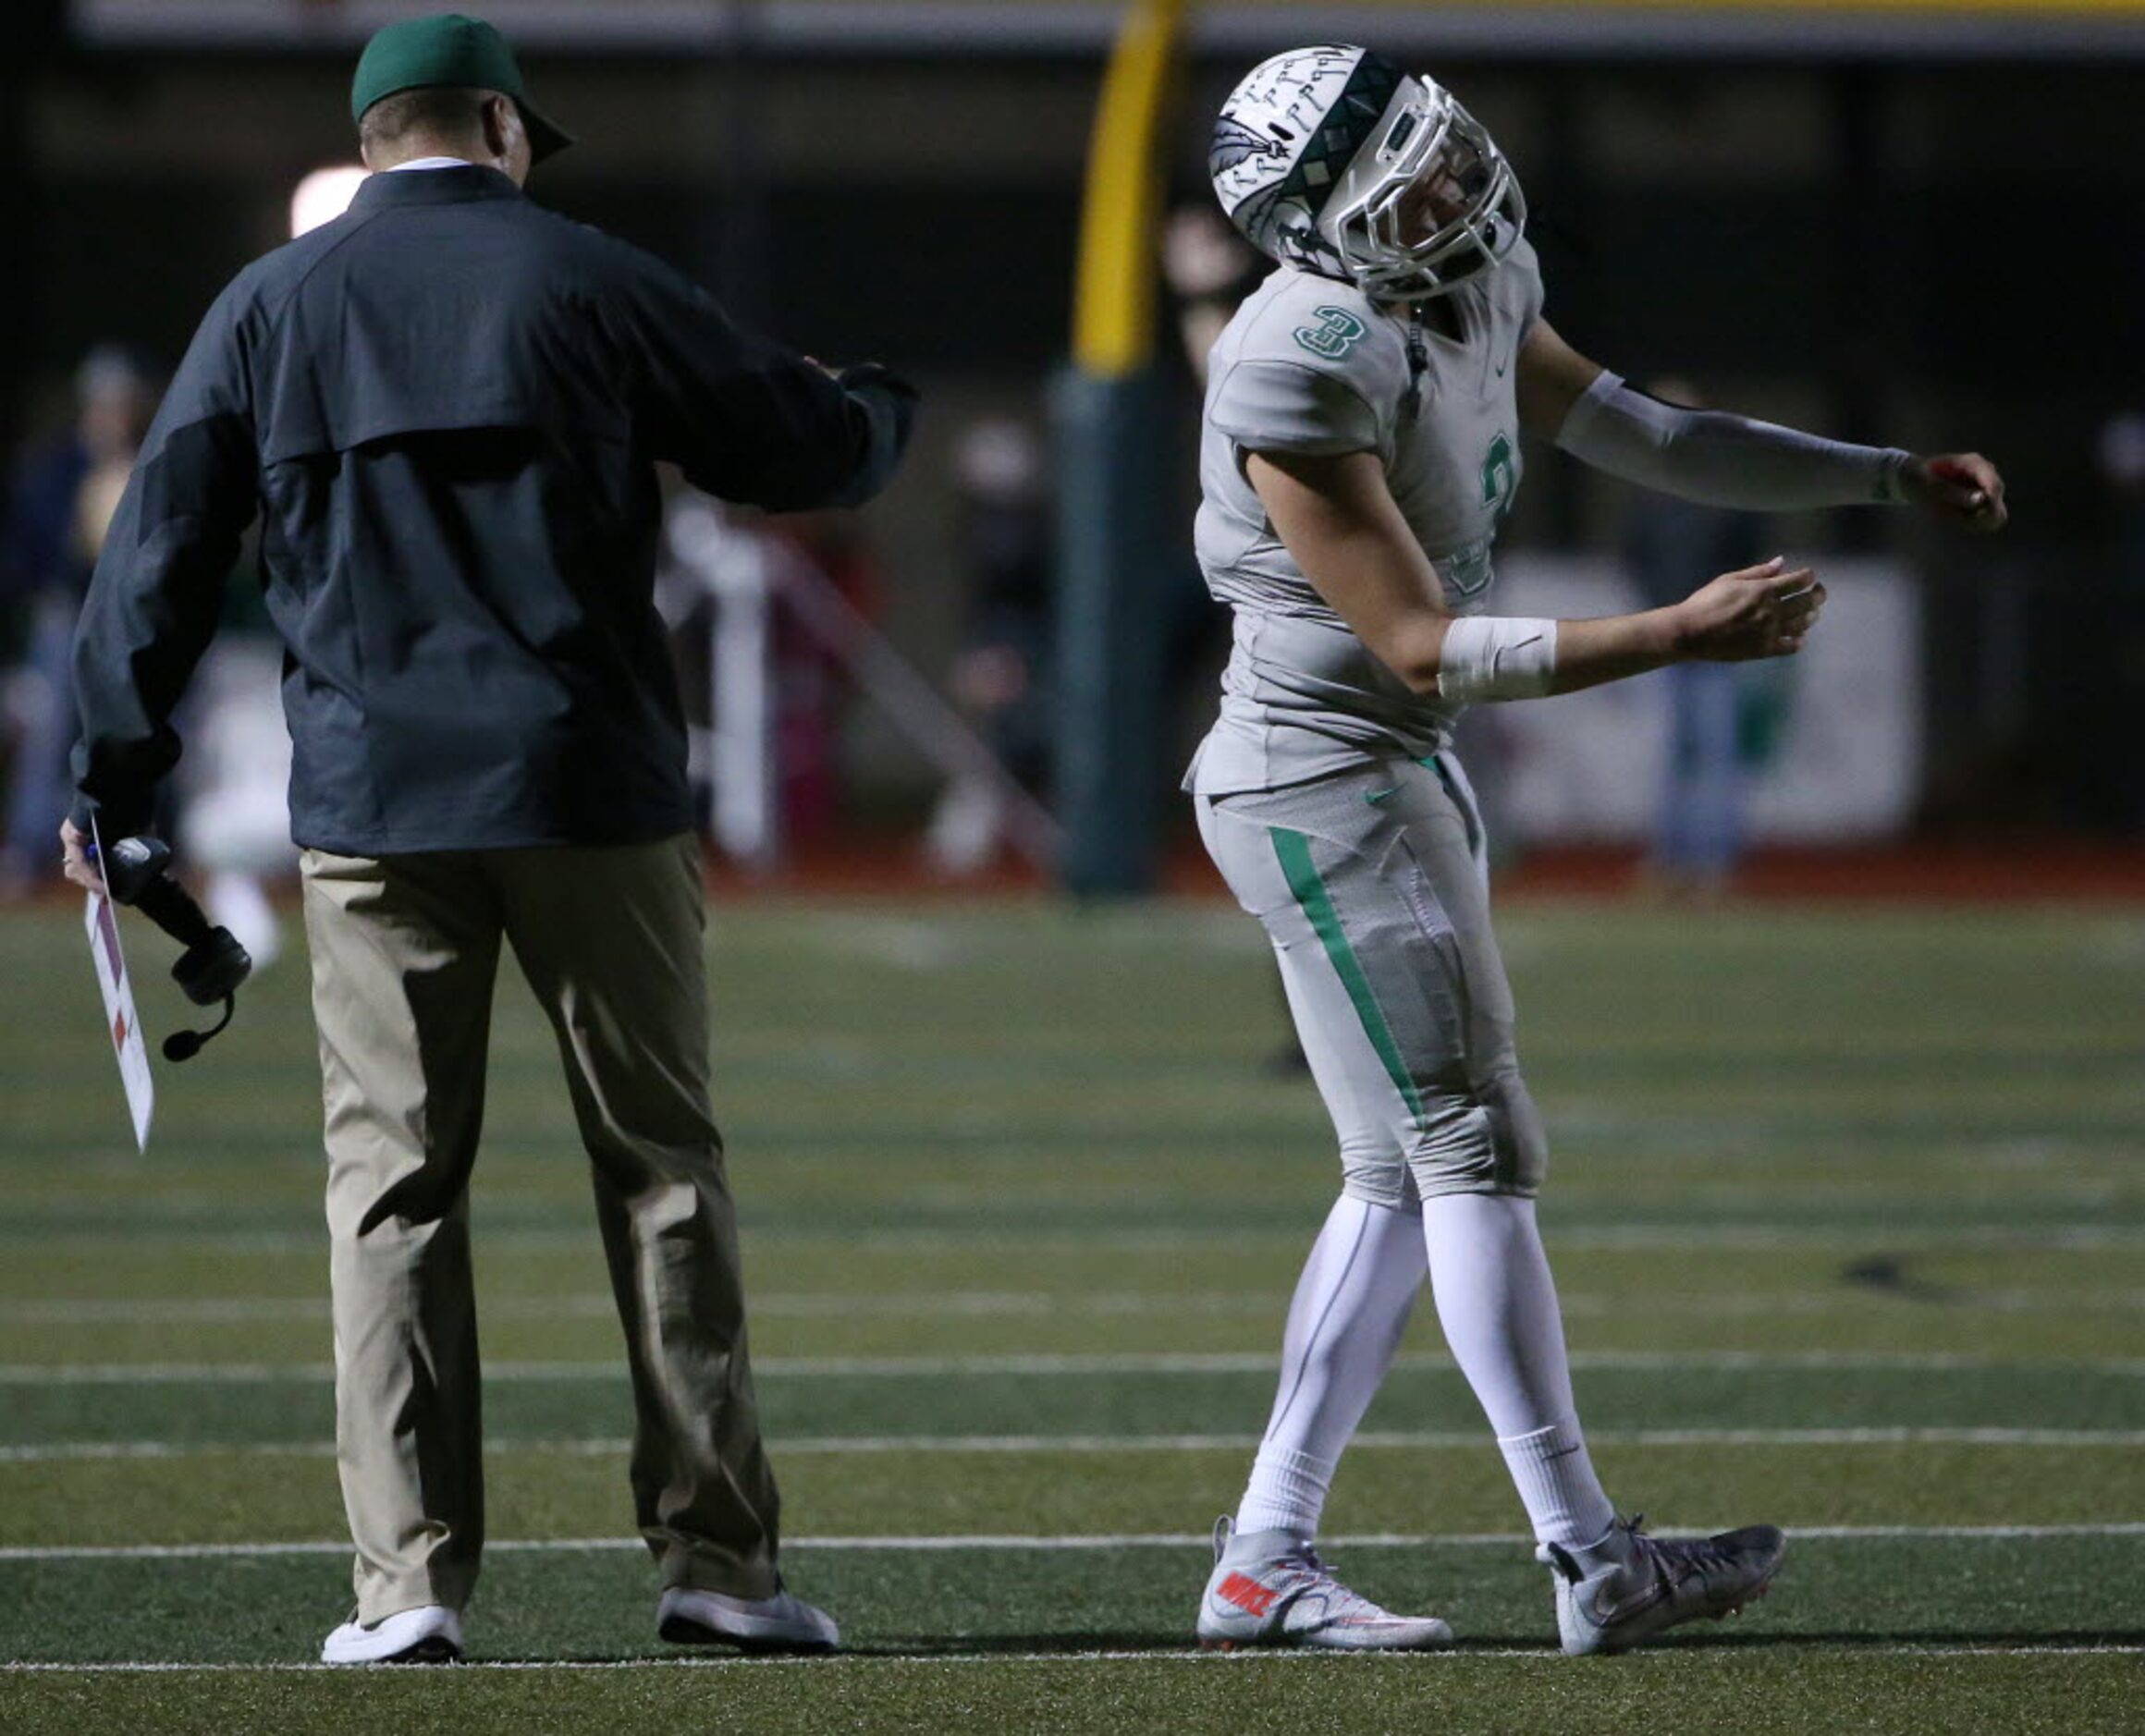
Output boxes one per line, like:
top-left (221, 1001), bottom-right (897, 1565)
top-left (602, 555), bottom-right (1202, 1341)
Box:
top-left (3, 3), bottom-right (2140, 841)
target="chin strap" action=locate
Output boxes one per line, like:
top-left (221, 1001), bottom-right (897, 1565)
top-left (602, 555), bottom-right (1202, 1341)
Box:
top-left (1401, 304), bottom-right (1428, 420)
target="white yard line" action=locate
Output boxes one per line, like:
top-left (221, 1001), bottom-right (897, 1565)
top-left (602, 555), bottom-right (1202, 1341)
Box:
top-left (9, 1644), bottom-right (2145, 1671)
top-left (4, 1523), bottom-right (2142, 1562)
top-left (7, 1427), bottom-right (2145, 1465)
top-left (5, 1224), bottom-right (2143, 1256)
top-left (6, 1644), bottom-right (2145, 1672)
top-left (0, 1292), bottom-right (1274, 1326)
top-left (2, 1349), bottom-right (2139, 1382)
top-left (7, 1287), bottom-right (2140, 1326)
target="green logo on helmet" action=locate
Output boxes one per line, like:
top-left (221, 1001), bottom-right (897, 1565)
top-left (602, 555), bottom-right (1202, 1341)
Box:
top-left (1293, 306), bottom-right (1367, 360)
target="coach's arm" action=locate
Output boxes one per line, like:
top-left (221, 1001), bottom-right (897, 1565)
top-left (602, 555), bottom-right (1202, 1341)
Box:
top-left (68, 287), bottom-right (260, 848)
top-left (610, 251), bottom-right (919, 514)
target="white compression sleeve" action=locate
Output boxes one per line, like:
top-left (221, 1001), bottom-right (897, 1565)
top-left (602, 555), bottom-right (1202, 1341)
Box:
top-left (1556, 371), bottom-right (1911, 510)
top-left (1421, 1192), bottom-right (1617, 1547)
top-left (1235, 1193), bottom-right (1427, 1538)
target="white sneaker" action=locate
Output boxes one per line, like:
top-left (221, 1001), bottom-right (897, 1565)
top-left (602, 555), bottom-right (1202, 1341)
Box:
top-left (1195, 1516), bottom-right (1453, 1652)
top-left (657, 1583), bottom-right (840, 1654)
top-left (1541, 1517), bottom-right (1785, 1657)
top-left (320, 1604), bottom-right (463, 1664)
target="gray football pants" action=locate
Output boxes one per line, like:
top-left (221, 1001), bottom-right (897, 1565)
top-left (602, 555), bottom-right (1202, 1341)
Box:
top-left (300, 834), bottom-right (780, 1624)
top-left (1195, 754), bottom-right (1549, 1206)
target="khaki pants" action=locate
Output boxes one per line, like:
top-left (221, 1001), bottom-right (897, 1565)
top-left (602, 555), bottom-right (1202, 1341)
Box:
top-left (301, 834), bottom-right (779, 1623)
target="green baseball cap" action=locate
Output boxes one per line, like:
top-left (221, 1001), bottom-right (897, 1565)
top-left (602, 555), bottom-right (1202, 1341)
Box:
top-left (351, 13), bottom-right (575, 163)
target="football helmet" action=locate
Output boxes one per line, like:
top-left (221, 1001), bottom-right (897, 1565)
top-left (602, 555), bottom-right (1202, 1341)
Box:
top-left (1209, 44), bottom-right (1526, 302)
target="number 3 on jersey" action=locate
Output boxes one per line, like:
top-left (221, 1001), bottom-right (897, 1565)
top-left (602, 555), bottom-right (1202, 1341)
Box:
top-left (1480, 431), bottom-right (1516, 520)
top-left (1293, 306), bottom-right (1367, 360)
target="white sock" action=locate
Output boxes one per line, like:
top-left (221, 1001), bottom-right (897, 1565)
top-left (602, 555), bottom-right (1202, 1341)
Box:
top-left (1420, 1192), bottom-right (1616, 1548)
top-left (1235, 1193), bottom-right (1426, 1538)
top-left (1235, 1446), bottom-right (1334, 1539)
top-left (1500, 1419), bottom-right (1617, 1550)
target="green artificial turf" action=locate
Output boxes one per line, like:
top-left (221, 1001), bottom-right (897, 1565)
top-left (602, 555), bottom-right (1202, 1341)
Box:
top-left (2, 896), bottom-right (2139, 1730)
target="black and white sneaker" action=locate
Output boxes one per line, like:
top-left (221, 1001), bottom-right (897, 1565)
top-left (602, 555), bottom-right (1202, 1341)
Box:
top-left (657, 1583), bottom-right (839, 1654)
top-left (320, 1604), bottom-right (463, 1664)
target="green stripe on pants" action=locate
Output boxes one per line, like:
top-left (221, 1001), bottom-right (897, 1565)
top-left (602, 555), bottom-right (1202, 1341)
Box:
top-left (1269, 825), bottom-right (1425, 1121)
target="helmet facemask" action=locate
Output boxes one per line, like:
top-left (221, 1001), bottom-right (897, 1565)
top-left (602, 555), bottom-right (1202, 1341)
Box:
top-left (1320, 80), bottom-right (1526, 303)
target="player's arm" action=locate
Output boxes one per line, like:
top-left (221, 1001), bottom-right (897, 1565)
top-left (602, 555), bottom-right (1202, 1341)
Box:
top-left (1514, 318), bottom-right (2006, 532)
top-left (1246, 446), bottom-right (1821, 702)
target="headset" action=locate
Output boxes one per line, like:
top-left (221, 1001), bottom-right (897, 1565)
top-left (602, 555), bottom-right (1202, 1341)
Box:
top-left (95, 835), bottom-right (252, 1061)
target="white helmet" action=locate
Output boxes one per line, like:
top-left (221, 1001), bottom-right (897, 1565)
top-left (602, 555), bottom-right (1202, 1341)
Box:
top-left (1209, 44), bottom-right (1526, 302)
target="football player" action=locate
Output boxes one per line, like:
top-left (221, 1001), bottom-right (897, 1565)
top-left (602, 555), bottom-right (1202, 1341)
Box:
top-left (1186, 43), bottom-right (2004, 1656)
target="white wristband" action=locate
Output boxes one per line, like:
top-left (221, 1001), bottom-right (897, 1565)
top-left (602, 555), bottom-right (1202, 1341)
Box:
top-left (1436, 616), bottom-right (1560, 703)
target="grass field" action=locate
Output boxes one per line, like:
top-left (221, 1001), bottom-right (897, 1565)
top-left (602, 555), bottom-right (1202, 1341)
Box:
top-left (2, 890), bottom-right (2140, 1732)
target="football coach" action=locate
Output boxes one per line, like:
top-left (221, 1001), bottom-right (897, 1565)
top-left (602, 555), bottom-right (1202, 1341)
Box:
top-left (61, 13), bottom-right (917, 1663)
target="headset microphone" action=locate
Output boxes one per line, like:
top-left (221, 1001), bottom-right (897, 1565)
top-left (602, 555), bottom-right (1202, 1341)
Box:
top-left (98, 835), bottom-right (252, 1061)
top-left (162, 1011), bottom-right (232, 1064)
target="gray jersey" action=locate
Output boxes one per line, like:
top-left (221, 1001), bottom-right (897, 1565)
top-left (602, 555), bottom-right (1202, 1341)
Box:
top-left (1187, 241), bottom-right (1544, 794)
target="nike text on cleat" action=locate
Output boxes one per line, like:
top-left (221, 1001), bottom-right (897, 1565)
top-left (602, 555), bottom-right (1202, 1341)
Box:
top-left (320, 1604), bottom-right (463, 1665)
top-left (1195, 1515), bottom-right (1453, 1652)
top-left (1540, 1516), bottom-right (1785, 1657)
top-left (657, 1583), bottom-right (840, 1654)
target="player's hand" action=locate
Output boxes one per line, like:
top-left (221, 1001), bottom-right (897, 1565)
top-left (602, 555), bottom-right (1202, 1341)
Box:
top-left (59, 819), bottom-right (105, 894)
top-left (1901, 452), bottom-right (2007, 532)
top-left (1671, 556), bottom-right (1825, 662)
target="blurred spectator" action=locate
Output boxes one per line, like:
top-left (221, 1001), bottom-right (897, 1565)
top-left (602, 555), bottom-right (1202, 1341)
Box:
top-left (1163, 206), bottom-right (1308, 1072)
top-left (0, 346), bottom-right (159, 897)
top-left (1165, 203), bottom-right (1264, 383)
top-left (760, 511), bottom-right (884, 845)
top-left (2097, 411), bottom-right (2145, 831)
top-left (1620, 378), bottom-right (1771, 899)
top-left (178, 623), bottom-right (297, 971)
top-left (1161, 203), bottom-right (1266, 740)
top-left (925, 416), bottom-right (1052, 874)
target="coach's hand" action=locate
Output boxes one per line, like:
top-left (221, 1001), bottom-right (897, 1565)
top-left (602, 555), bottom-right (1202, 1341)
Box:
top-left (1672, 557), bottom-right (1826, 663)
top-left (1902, 452), bottom-right (2007, 532)
top-left (59, 819), bottom-right (105, 894)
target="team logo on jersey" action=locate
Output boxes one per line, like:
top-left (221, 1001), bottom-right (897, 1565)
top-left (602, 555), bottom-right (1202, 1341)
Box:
top-left (1481, 431), bottom-right (1516, 519)
top-left (1293, 306), bottom-right (1367, 360)
top-left (1441, 534), bottom-right (1495, 605)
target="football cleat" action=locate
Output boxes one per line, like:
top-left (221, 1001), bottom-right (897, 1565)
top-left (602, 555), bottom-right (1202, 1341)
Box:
top-left (1540, 1516), bottom-right (1785, 1657)
top-left (1195, 1515), bottom-right (1454, 1651)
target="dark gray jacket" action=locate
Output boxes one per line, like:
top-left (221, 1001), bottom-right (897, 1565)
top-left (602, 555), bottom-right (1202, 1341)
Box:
top-left (70, 164), bottom-right (916, 853)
